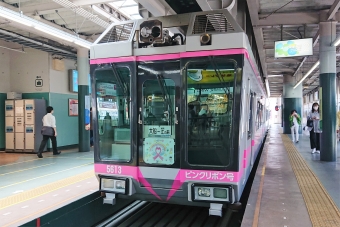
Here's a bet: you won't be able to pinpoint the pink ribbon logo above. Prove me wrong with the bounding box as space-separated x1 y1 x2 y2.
153 147 163 161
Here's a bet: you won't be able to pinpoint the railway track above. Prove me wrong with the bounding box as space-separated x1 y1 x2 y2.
96 201 237 227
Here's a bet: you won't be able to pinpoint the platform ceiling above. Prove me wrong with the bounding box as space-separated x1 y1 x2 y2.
0 0 339 97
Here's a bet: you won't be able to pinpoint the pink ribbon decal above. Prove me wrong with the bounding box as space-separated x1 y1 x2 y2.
153 147 163 161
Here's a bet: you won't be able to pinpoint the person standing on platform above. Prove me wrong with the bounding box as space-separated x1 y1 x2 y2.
289 109 301 143
308 103 321 154
37 106 60 158
90 107 94 147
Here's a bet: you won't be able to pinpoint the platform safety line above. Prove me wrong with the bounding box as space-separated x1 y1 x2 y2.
0 170 95 210
0 163 55 176
0 162 93 190
1 187 93 227
0 158 41 167
252 141 269 227
281 134 340 227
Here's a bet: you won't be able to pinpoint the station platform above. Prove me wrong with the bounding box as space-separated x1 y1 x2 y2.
242 124 340 227
0 149 96 227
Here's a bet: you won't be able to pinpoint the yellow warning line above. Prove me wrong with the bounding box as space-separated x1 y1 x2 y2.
0 170 95 210
281 134 340 227
252 142 268 227
0 163 55 176
0 162 93 190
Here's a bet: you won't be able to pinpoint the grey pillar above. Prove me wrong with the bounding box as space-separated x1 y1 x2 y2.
319 21 337 161
283 75 303 134
77 47 90 152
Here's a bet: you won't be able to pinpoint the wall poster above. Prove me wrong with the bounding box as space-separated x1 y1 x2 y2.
68 99 78 116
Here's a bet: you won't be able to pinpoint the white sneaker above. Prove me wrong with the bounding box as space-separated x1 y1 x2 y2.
312 148 316 154
316 150 320 154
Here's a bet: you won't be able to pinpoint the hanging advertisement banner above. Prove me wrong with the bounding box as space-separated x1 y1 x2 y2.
275 38 313 58
187 69 234 84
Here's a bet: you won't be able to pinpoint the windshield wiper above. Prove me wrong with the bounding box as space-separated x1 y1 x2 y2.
156 74 173 123
208 56 233 95
111 63 129 97
111 63 130 120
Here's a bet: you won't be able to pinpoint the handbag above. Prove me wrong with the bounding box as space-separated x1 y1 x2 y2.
307 119 313 127
41 126 55 136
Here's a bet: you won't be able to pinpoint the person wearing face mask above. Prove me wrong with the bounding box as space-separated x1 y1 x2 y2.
308 103 321 154
289 109 301 143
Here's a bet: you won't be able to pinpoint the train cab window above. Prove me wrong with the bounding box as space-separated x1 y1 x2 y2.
141 79 176 165
95 66 131 162
185 58 236 166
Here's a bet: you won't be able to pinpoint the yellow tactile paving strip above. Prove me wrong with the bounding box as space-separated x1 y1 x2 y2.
281 134 340 227
0 170 95 210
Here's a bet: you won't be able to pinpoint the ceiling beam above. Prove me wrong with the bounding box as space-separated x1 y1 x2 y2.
327 0 340 20
266 58 301 63
268 68 296 73
257 12 320 26
246 0 267 77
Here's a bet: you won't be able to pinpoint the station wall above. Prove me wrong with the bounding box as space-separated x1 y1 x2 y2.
0 41 11 149
0 44 80 150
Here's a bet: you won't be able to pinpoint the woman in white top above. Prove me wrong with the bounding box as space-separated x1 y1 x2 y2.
37 106 60 158
308 103 321 154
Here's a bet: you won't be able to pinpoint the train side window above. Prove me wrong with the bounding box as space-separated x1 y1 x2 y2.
95 66 131 162
248 92 254 138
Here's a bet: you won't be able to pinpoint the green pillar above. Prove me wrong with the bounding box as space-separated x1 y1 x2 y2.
77 47 90 152
283 75 302 134
319 21 337 161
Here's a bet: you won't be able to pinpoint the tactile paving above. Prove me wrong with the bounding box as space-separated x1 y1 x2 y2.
281 134 340 227
0 170 94 210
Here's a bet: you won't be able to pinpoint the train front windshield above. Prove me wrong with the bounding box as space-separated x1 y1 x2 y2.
94 57 237 168
95 66 132 162
185 59 235 166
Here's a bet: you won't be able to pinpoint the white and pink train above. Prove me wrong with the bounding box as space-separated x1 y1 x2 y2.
90 9 269 216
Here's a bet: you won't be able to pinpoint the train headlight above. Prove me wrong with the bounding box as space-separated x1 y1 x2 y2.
213 188 228 199
115 180 126 189
198 187 211 197
102 179 115 189
191 184 233 202
99 175 129 195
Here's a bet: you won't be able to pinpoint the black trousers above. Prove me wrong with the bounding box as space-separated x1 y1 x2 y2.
38 135 58 154
309 129 320 150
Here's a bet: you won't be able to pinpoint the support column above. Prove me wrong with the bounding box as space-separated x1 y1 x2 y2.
283 75 303 134
77 47 90 152
319 21 337 161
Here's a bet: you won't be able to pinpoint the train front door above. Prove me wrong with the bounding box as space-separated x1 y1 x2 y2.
136 60 182 168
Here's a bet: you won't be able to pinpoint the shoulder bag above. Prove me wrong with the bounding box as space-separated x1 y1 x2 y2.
41 126 55 136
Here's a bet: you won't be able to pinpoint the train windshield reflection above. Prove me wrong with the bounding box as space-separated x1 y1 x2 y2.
186 58 236 166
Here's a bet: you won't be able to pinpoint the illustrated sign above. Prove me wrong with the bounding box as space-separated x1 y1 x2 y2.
97 83 117 96
143 138 174 165
275 38 313 58
187 69 234 84
146 125 171 137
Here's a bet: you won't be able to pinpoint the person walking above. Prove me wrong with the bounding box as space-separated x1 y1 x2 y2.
37 106 60 158
289 109 301 143
308 103 321 154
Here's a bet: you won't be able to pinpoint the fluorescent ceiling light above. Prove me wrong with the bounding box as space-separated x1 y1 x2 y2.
265 79 271 98
74 40 91 49
0 6 92 49
267 74 283 78
92 5 120 23
332 37 340 46
35 26 74 42
0 6 33 27
294 60 320 89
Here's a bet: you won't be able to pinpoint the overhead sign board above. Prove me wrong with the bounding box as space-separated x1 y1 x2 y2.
275 38 313 58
